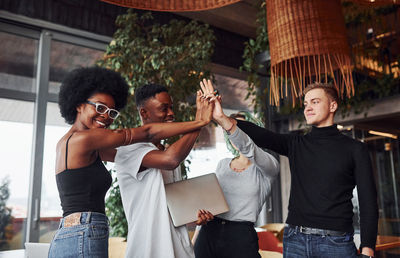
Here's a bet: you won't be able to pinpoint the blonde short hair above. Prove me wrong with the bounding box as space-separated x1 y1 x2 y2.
304 82 339 104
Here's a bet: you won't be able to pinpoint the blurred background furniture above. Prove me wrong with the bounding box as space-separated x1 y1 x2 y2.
376 235 400 251
259 250 283 258
257 231 283 253
109 237 127 258
260 223 285 242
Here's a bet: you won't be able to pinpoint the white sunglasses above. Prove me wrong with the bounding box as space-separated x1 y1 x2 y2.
86 101 120 119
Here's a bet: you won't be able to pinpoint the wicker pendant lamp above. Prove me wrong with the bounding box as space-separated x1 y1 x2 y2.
349 0 399 5
267 0 354 106
100 0 241 11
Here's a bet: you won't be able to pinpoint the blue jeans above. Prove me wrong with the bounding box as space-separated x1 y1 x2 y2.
48 212 109 258
283 226 358 258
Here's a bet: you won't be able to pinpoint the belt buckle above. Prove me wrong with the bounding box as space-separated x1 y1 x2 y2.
298 226 313 234
64 213 81 227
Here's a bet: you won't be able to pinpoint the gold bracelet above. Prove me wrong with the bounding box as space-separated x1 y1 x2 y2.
124 129 131 145
128 128 134 145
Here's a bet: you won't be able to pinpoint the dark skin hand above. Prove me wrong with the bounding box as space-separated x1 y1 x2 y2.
196 209 214 225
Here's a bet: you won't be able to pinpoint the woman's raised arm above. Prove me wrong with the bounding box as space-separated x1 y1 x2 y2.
75 119 210 153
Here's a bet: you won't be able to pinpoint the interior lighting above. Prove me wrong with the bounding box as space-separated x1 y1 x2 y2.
368 130 398 139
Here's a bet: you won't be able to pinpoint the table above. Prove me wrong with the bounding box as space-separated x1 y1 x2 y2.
376 235 400 251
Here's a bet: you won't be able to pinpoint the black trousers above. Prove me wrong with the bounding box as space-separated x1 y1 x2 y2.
194 217 260 258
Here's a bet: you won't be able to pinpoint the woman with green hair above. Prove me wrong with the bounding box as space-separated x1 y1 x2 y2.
193 80 280 258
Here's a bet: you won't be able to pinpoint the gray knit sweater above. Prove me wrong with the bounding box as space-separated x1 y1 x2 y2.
216 127 280 223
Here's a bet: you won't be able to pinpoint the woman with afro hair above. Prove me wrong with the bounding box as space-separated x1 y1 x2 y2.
48 67 213 258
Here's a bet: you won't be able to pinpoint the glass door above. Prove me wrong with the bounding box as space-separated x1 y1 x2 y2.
352 126 400 257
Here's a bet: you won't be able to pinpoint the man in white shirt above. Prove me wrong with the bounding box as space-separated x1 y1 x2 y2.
115 84 213 258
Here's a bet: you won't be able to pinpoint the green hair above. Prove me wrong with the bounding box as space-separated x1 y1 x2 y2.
223 111 264 157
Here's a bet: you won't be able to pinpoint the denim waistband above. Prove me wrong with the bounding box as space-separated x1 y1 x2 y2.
211 217 254 227
286 224 350 236
59 212 108 228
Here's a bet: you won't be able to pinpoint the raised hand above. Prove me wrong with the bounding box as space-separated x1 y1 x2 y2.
195 90 202 121
199 79 225 122
199 78 236 132
195 90 213 124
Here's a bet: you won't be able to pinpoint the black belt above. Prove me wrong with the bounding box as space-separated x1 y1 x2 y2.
211 217 254 227
287 224 348 236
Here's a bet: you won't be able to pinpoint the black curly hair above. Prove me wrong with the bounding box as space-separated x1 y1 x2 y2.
135 84 168 108
58 67 129 124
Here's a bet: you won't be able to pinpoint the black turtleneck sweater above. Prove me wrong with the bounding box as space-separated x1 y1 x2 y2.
237 120 378 250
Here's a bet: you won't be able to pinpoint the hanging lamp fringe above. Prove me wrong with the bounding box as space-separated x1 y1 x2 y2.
267 0 355 106
269 53 354 106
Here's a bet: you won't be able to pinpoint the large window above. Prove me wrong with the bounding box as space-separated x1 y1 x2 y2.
0 29 39 250
0 31 38 93
0 19 108 250
48 40 104 94
0 99 34 250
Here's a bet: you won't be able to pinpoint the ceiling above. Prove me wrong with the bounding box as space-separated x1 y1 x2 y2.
174 0 259 38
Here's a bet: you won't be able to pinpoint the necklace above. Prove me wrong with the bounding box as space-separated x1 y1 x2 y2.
232 167 246 172
230 157 250 173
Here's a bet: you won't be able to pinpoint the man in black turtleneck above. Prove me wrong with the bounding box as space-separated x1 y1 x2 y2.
208 82 378 258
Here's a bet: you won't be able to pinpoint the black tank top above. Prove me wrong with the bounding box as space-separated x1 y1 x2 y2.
56 134 112 217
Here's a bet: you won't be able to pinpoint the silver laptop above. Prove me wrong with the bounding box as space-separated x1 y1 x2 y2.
165 173 229 227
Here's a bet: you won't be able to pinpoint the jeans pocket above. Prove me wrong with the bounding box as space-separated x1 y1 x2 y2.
89 224 109 239
319 235 358 258
49 229 84 258
325 234 354 245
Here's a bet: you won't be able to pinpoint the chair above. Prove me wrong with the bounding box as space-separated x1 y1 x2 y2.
108 237 127 258
259 250 283 258
257 231 283 253
260 223 285 242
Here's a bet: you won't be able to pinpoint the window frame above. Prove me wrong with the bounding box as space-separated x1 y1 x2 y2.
0 14 110 244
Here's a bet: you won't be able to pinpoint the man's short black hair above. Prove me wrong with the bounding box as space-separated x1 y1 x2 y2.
135 84 168 107
58 66 129 124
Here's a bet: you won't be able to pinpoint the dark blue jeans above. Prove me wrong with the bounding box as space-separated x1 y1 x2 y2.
194 217 260 258
283 226 358 258
48 212 109 258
